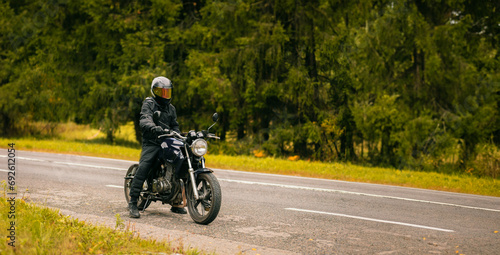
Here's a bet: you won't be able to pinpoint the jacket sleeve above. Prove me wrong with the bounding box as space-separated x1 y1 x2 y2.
139 98 157 133
169 105 181 133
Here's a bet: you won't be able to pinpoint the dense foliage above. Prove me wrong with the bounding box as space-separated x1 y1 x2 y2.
1 0 499 176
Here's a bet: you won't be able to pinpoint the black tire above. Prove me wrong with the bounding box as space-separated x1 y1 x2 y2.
186 173 222 225
124 164 151 210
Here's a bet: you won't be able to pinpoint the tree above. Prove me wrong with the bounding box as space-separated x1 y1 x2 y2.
1 0 498 176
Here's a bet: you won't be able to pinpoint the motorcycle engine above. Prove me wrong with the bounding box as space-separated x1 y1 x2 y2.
153 177 171 193
152 163 174 194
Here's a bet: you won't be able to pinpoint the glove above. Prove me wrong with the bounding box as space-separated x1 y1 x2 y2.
151 126 168 135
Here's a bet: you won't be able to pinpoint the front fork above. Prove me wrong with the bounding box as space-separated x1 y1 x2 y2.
184 144 200 200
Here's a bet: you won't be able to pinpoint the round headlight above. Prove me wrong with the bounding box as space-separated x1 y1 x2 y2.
191 139 208 157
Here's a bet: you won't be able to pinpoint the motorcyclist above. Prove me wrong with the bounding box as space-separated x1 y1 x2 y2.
128 76 187 218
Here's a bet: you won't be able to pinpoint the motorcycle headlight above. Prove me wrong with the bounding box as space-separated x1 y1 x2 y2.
191 139 208 157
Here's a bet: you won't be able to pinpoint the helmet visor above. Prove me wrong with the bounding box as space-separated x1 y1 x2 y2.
153 87 172 99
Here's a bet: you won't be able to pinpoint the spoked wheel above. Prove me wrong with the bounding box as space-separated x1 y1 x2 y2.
124 164 151 210
187 173 222 225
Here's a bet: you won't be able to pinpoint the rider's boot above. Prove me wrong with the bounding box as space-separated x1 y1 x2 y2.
129 201 140 218
171 206 187 214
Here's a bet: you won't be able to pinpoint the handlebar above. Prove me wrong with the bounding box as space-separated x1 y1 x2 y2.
158 130 186 140
158 130 220 140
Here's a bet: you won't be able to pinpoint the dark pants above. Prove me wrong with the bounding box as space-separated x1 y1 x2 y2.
129 143 161 203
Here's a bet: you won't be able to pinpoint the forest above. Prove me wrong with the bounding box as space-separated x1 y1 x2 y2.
0 0 499 177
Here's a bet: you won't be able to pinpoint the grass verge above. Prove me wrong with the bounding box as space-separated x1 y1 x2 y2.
0 185 204 254
0 137 499 197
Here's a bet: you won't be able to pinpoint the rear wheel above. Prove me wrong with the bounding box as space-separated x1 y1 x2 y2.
187 173 222 225
124 164 151 210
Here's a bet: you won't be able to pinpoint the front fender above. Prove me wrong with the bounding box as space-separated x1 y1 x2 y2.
194 168 213 179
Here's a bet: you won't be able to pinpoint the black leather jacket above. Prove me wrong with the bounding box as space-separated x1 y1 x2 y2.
140 97 180 145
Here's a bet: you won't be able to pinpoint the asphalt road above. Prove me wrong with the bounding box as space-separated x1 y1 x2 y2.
1 150 500 254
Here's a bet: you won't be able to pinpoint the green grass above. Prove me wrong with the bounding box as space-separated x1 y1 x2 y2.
1 121 499 197
0 185 204 254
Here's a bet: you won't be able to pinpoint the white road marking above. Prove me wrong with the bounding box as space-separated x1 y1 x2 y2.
285 208 455 233
0 154 136 164
0 155 45 162
219 178 500 213
106 185 123 189
0 155 128 171
71 155 136 164
214 168 497 200
18 156 45 162
215 168 367 185
0 169 10 172
53 161 126 171
3 153 499 213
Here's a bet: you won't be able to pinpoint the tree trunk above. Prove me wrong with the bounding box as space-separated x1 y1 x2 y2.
413 47 424 101
380 126 393 165
340 107 356 161
107 128 114 143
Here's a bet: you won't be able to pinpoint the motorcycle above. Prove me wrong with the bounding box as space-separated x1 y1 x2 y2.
124 112 222 225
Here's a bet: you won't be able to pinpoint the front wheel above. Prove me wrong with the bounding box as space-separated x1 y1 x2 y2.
186 173 222 225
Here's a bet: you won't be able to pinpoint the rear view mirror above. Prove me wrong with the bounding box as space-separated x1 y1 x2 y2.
207 113 219 132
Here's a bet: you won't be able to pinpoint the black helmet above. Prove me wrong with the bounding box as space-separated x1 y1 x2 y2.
151 76 173 106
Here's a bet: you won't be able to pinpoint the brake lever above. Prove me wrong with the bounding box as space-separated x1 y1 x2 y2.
207 133 220 139
172 131 187 139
